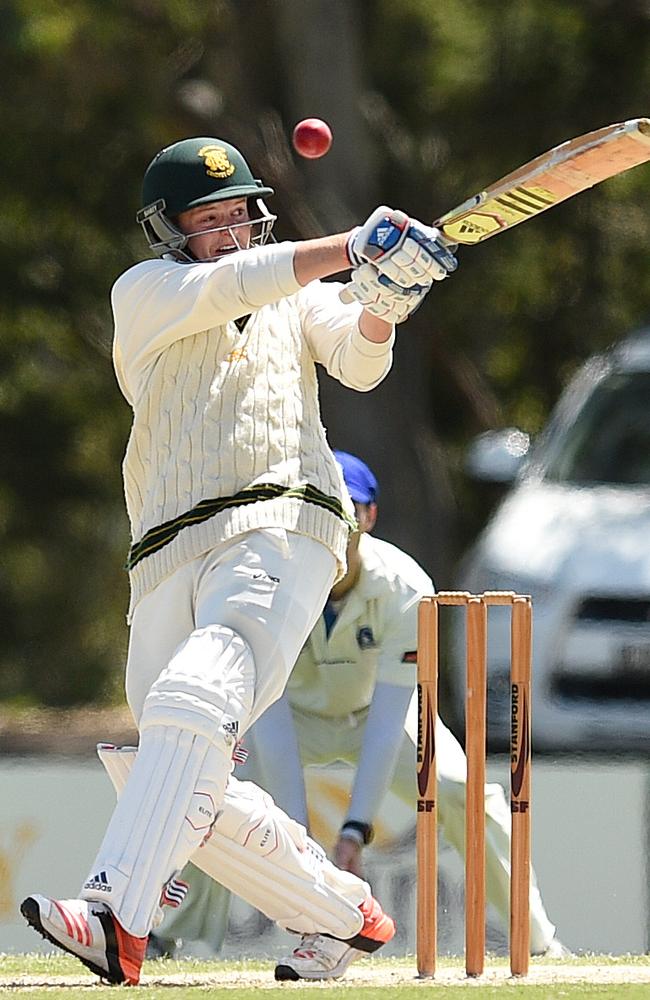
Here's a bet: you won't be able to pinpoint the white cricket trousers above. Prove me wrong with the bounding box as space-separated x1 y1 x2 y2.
125 528 337 730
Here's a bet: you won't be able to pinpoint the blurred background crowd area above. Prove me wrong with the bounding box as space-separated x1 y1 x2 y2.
2 0 650 716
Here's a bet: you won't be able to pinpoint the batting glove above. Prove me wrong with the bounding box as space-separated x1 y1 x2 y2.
347 206 458 287
343 262 430 324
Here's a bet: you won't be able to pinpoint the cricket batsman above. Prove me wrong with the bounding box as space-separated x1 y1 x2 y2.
20 135 457 983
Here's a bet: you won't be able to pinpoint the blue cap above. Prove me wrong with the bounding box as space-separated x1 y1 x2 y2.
334 450 378 504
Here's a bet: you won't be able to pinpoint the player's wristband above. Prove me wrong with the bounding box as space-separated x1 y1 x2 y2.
340 821 374 846
345 227 362 267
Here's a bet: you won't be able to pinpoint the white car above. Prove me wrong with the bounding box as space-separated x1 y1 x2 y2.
452 327 650 752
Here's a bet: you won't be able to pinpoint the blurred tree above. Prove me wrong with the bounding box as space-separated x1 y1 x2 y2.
0 0 226 704
1 0 650 705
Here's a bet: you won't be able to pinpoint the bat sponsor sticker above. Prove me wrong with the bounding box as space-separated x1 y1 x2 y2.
441 186 557 244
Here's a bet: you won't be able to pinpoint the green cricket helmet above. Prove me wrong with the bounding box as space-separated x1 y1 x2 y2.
136 137 276 261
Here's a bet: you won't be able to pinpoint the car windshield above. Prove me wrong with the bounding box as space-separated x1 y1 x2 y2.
544 370 650 485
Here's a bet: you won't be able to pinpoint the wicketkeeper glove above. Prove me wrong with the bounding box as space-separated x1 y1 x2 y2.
342 262 430 324
347 206 458 287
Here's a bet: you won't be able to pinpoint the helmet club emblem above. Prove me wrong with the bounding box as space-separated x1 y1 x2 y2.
198 144 236 179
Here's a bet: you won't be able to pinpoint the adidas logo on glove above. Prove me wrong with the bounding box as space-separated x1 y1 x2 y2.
375 224 394 247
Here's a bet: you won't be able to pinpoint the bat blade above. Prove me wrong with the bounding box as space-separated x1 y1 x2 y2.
436 118 650 245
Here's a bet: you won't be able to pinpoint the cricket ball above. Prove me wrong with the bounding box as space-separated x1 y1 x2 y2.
292 118 333 159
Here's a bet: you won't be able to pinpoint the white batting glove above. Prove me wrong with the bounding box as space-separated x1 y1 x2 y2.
343 262 430 324
347 206 458 287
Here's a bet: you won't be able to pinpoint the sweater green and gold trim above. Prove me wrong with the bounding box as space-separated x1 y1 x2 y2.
127 483 357 571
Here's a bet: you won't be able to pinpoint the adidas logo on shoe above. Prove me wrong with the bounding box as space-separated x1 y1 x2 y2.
83 871 112 893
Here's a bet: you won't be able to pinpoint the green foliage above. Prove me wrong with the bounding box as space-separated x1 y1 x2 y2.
2 1 650 704
368 1 650 436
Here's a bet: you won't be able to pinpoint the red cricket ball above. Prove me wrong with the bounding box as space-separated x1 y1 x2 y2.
292 118 333 159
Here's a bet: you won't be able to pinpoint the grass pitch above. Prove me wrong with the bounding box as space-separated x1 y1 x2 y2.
1 953 650 998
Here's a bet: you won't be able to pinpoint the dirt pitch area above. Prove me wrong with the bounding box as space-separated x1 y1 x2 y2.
3 962 650 989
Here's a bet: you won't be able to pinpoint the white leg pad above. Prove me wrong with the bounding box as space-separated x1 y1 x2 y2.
140 625 256 742
84 726 230 937
83 626 256 938
98 746 366 940
202 776 367 937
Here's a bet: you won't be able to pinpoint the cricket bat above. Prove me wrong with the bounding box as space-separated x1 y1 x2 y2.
435 117 650 245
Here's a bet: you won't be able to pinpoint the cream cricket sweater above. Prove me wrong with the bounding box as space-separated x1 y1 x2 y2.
111 243 394 617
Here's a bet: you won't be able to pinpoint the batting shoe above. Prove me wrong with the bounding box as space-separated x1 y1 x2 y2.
274 895 395 981
20 895 147 985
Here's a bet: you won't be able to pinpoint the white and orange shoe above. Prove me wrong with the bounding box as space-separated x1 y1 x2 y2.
21 895 147 985
274 896 396 981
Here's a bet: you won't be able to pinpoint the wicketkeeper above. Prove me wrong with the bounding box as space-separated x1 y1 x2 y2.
21 136 457 984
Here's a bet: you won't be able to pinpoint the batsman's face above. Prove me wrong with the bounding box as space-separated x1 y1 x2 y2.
177 198 252 261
